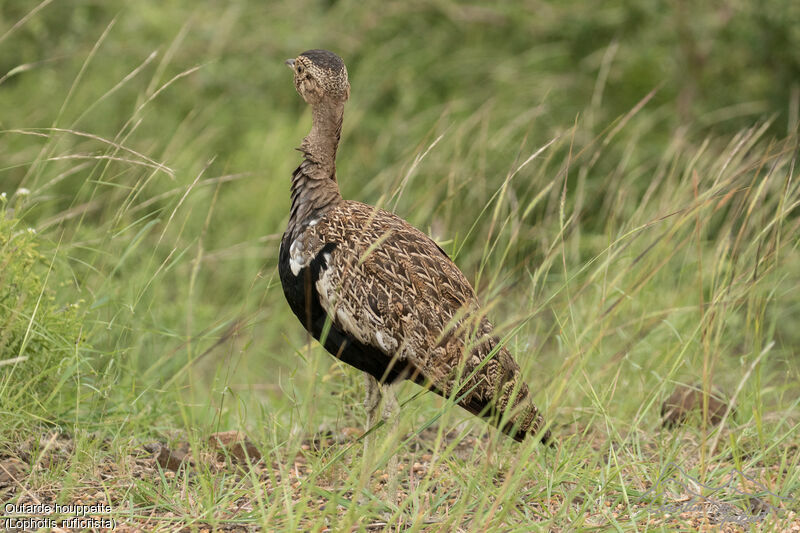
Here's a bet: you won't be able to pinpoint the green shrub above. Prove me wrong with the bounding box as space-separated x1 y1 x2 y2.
0 192 86 424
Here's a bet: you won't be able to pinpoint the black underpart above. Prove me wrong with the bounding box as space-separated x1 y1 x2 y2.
279 236 413 384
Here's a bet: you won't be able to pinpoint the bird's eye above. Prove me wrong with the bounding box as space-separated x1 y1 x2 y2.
296 65 304 75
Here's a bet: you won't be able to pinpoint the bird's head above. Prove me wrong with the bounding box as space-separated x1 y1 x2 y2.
286 49 350 107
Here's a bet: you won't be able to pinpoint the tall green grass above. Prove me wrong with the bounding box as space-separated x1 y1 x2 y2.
1 0 798 530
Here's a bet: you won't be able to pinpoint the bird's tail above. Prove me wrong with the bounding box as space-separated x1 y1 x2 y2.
448 340 553 445
460 378 552 445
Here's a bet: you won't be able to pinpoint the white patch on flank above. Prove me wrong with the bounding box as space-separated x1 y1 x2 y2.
336 306 364 341
289 238 307 276
316 268 370 345
375 331 398 353
316 264 335 309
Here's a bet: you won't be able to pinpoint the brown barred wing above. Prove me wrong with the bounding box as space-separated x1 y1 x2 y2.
312 201 550 442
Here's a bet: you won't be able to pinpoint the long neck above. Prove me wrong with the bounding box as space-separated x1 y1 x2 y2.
301 103 344 176
289 101 345 230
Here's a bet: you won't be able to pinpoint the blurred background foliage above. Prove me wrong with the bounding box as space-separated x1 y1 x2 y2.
1 0 798 247
3 0 799 196
0 0 798 429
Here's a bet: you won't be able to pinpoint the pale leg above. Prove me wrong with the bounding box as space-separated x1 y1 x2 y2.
363 373 382 461
381 382 400 503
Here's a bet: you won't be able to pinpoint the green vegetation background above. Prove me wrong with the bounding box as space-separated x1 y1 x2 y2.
2 0 799 434
0 3 799 526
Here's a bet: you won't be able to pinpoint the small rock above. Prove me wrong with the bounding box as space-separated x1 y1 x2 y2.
209 431 261 464
748 496 771 516
340 427 362 439
142 442 161 454
0 458 26 485
155 444 192 471
661 383 730 428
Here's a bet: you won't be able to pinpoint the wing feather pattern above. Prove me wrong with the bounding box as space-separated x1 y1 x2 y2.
292 200 548 442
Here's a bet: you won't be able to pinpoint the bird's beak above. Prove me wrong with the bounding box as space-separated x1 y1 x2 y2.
285 58 295 69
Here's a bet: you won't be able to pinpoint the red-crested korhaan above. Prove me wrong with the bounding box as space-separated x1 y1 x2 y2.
279 50 552 456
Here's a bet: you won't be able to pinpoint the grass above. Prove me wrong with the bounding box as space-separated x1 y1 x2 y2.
1 0 799 530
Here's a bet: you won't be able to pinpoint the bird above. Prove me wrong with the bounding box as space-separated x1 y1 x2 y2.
278 49 551 482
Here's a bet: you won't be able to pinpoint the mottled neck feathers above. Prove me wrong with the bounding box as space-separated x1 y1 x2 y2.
300 103 345 176
288 101 345 233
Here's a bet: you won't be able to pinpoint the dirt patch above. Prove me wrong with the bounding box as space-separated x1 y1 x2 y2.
0 427 796 531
